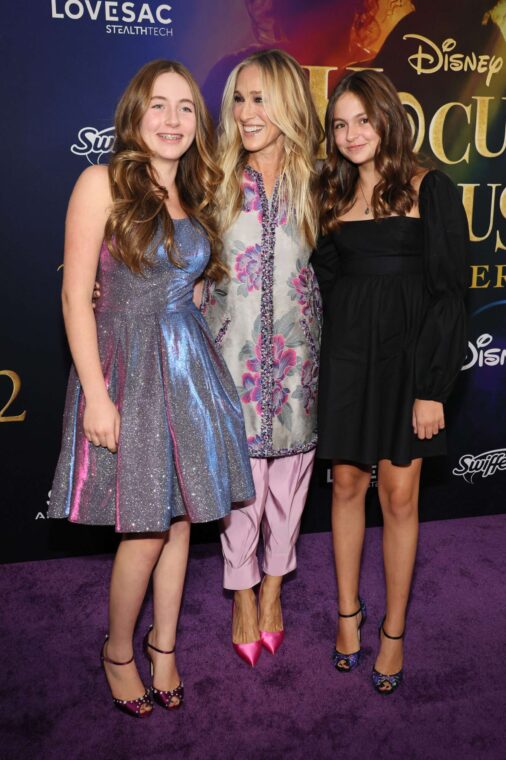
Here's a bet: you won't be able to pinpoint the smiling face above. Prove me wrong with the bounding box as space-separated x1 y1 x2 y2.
232 64 284 158
332 91 381 168
139 71 197 167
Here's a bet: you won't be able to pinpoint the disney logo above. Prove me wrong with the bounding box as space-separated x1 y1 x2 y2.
404 34 503 87
453 449 506 483
71 126 115 164
461 333 506 370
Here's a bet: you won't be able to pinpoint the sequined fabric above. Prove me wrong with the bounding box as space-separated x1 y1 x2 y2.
371 668 403 693
332 648 362 672
49 219 255 532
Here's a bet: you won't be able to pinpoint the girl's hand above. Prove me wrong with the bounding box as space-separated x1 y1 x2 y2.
92 281 101 308
412 399 445 440
83 395 120 452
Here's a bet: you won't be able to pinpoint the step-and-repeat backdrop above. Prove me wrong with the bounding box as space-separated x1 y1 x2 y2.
1 1 505 561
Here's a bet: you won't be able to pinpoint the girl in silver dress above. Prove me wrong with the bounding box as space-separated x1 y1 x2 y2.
49 60 254 715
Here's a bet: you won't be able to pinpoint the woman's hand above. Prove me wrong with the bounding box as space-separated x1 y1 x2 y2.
83 395 120 452
412 399 444 440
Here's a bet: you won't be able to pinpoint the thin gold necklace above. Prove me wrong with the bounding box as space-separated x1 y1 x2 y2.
358 183 371 215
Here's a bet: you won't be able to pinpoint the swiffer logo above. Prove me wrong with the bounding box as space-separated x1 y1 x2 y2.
50 1 174 37
71 126 115 164
452 449 506 483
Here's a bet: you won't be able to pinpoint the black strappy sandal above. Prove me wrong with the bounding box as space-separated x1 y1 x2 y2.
371 616 404 695
332 597 367 672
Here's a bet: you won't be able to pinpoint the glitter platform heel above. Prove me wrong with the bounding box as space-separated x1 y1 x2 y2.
332 596 367 672
371 617 404 695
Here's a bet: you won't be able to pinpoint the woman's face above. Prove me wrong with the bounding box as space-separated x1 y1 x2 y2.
232 64 284 157
332 91 380 168
139 72 197 165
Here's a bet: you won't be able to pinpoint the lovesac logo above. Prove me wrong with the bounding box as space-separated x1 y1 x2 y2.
462 334 506 370
452 449 506 483
50 1 174 37
71 126 115 164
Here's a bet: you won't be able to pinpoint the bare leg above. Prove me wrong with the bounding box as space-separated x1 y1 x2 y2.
332 463 371 658
233 588 260 644
148 517 191 704
375 458 421 686
224 459 268 645
259 451 315 633
258 574 283 632
103 533 166 711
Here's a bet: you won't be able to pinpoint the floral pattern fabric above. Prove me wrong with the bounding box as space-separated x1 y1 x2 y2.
202 166 322 458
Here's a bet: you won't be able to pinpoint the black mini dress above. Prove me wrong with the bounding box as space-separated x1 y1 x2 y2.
312 170 468 466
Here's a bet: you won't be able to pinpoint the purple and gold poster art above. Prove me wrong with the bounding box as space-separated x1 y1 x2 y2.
1 1 505 561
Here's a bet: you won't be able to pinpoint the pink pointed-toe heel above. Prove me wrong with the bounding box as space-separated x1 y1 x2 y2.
233 639 263 667
258 578 285 655
231 601 262 667
260 628 285 655
100 635 153 718
143 625 184 710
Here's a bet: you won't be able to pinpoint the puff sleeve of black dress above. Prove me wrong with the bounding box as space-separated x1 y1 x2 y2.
415 169 469 403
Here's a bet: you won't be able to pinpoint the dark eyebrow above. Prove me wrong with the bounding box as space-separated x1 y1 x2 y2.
233 89 262 95
333 111 368 124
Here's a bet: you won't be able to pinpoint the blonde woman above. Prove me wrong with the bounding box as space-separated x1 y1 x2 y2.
49 60 254 715
202 49 323 666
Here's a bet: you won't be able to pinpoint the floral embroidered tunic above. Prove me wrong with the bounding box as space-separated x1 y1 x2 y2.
202 166 322 458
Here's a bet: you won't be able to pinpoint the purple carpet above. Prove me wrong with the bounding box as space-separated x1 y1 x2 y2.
2 515 506 759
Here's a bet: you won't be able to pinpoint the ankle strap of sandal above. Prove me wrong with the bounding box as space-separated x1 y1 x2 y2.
381 619 404 640
146 640 176 655
338 605 362 619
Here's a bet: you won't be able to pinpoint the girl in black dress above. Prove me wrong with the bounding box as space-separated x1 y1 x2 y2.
312 70 468 694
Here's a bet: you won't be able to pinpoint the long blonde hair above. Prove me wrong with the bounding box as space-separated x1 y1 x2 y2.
217 49 323 249
105 59 226 281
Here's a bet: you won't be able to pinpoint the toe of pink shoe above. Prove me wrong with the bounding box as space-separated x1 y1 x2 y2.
260 629 285 655
233 640 262 667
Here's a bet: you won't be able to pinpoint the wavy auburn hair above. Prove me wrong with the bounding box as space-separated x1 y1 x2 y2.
319 70 424 234
217 49 324 249
104 59 226 280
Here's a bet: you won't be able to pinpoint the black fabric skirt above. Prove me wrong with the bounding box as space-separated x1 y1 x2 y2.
316 225 447 465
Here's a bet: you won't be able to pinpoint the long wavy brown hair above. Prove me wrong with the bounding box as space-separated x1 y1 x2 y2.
104 59 226 280
319 70 424 234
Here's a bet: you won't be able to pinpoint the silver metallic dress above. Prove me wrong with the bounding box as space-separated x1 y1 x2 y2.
49 219 255 532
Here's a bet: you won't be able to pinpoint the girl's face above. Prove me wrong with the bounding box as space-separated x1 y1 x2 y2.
139 72 197 165
232 64 284 157
332 92 380 168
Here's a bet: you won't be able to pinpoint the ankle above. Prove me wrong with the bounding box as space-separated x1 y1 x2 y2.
338 596 360 617
149 626 176 650
261 574 283 593
105 638 134 663
234 588 256 605
382 616 405 639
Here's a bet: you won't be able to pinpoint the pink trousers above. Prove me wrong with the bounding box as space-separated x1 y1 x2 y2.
220 451 315 590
